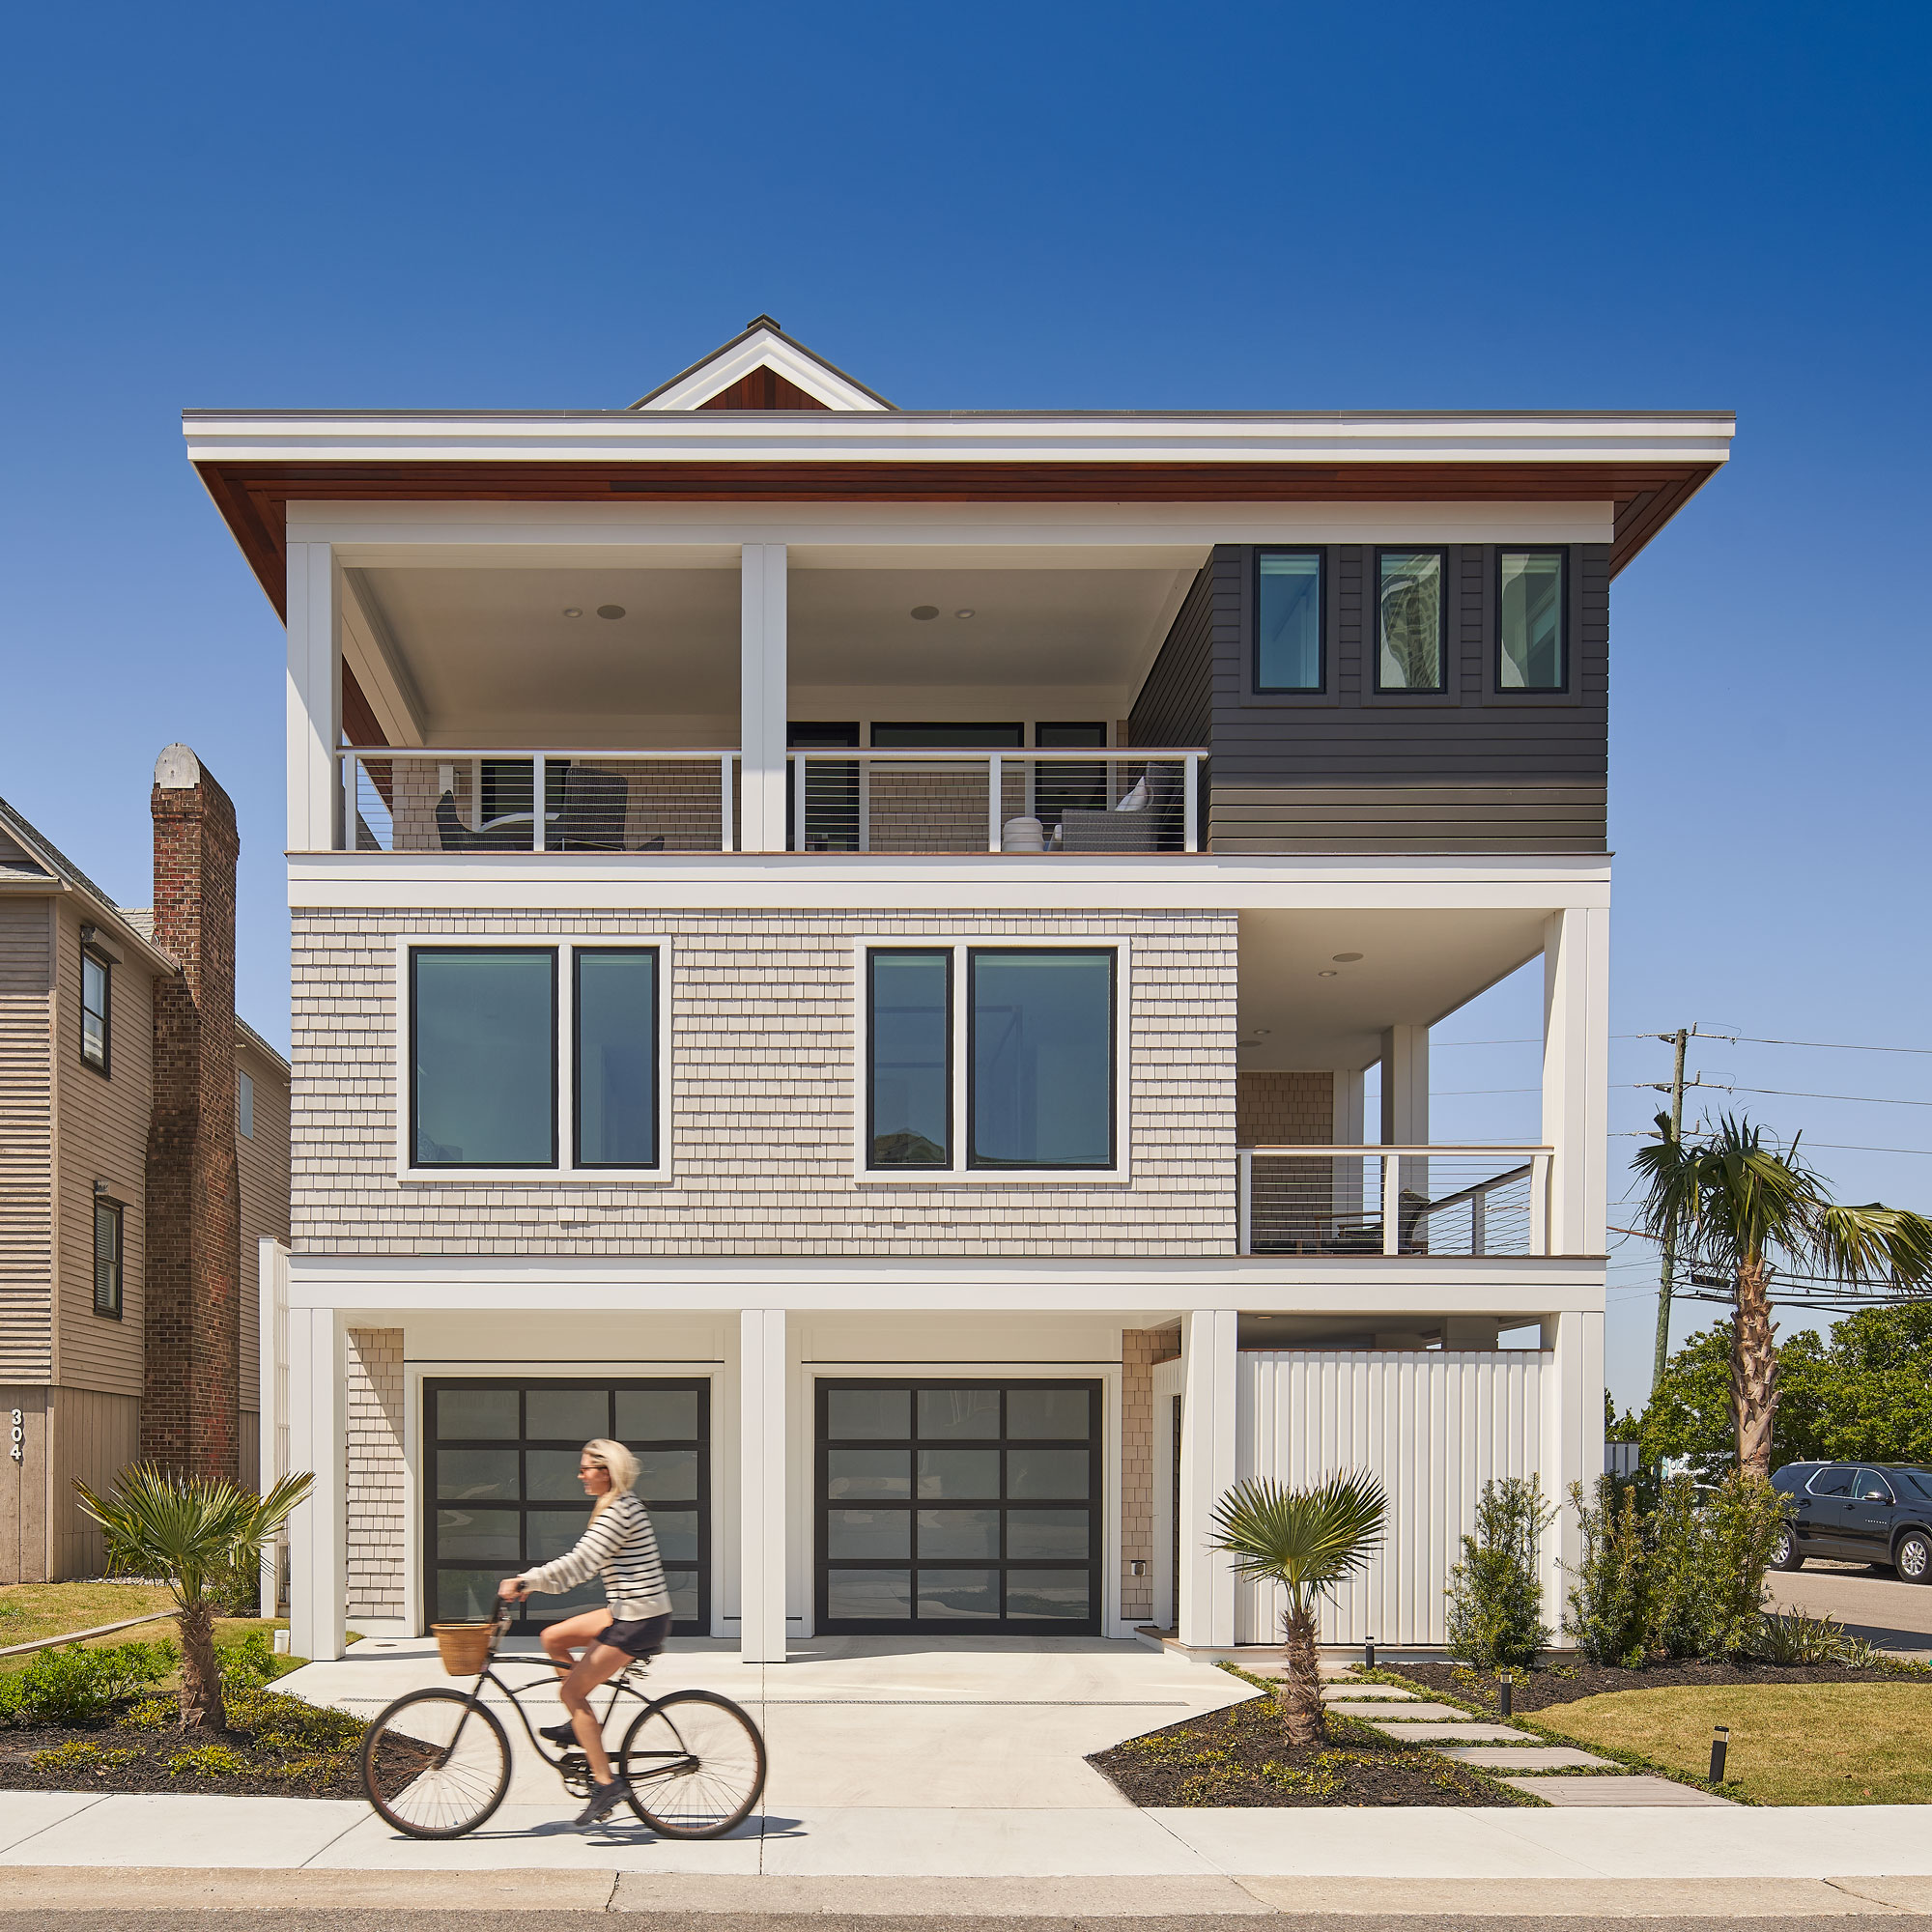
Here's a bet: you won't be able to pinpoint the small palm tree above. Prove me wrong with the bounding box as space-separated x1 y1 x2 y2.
74 1465 313 1730
1209 1471 1386 1747
1634 1114 1932 1476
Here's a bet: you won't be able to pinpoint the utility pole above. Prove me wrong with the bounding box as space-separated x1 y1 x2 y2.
1652 1028 1690 1390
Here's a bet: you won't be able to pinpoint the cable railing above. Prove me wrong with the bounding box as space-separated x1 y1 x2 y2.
1237 1146 1552 1257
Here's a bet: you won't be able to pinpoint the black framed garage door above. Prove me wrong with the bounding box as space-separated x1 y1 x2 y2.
815 1378 1101 1634
426 1378 708 1636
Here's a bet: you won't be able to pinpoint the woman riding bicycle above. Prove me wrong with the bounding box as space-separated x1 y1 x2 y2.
498 1437 669 1825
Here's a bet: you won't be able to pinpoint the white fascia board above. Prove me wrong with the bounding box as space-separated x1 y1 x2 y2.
184 410 1735 469
635 334 891 412
286 849 1611 915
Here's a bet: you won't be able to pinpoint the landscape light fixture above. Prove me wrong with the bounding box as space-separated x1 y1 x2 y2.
1497 1671 1513 1718
1709 1725 1729 1782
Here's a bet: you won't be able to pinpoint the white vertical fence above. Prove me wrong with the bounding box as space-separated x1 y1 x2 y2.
258 1238 290 1614
1234 1350 1549 1647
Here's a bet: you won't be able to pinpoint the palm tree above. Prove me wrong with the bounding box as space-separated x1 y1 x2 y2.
1634 1114 1932 1476
1209 1471 1386 1747
74 1465 313 1730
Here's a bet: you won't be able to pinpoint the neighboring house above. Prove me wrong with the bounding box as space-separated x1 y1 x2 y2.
0 751 290 1580
187 318 1732 1657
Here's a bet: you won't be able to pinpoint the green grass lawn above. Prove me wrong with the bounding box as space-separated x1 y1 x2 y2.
0 1583 300 1679
1540 1682 1932 1805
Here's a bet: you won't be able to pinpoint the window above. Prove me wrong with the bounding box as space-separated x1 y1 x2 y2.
1033 723 1109 817
969 950 1115 1169
1857 1469 1895 1503
869 724 1024 749
1255 551 1323 692
1497 550 1567 691
868 951 952 1168
238 1070 255 1140
412 949 558 1168
1376 550 1446 692
1893 1468 1932 1501
574 950 658 1168
479 758 568 831
80 949 110 1073
93 1199 122 1319
1807 1465 1858 1497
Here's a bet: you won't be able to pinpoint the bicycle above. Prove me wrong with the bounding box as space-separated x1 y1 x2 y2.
358 1605 766 1840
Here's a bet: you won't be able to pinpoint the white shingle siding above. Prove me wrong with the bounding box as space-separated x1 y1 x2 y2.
344 1326 406 1618
291 909 1236 1256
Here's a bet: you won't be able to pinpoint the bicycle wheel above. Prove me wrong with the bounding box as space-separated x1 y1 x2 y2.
360 1687 512 1838
619 1690 766 1838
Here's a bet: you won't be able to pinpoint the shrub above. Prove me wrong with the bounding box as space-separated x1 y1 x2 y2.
230 1689 363 1753
1644 1475 1706 1659
117 1696 177 1732
219 1629 299 1691
1445 1474 1554 1669
0 1639 177 1725
1565 1476 1650 1665
167 1744 246 1777
1690 1471 1789 1658
31 1741 104 1773
1751 1609 1860 1665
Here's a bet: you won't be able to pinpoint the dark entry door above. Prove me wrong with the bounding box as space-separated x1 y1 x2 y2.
816 1378 1102 1634
426 1378 709 1636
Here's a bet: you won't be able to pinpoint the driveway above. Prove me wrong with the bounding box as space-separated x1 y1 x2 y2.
1765 1560 1932 1660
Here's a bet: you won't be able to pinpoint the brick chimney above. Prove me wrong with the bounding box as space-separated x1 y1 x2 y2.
142 745 242 1482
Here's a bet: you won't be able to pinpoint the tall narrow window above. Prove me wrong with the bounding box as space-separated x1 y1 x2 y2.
574 949 658 1167
1255 551 1323 692
868 951 952 1168
1376 550 1446 692
94 1199 123 1319
238 1069 255 1140
80 949 110 1072
411 949 557 1167
968 951 1115 1169
1497 550 1567 690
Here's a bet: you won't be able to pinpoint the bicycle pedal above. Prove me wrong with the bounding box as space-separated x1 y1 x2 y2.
558 1752 593 1798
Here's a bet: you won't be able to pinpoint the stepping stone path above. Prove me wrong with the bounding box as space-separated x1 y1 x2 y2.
1440 1747 1614 1771
1498 1774 1734 1806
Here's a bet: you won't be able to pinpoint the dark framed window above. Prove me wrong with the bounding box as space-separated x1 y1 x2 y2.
93 1198 123 1319
967 949 1116 1169
867 951 952 1168
816 1378 1102 1634
1255 550 1324 692
80 948 110 1074
1033 722 1109 816
573 949 659 1168
426 1378 709 1636
869 724 1024 749
1496 550 1567 691
1375 549 1447 693
411 948 557 1168
238 1070 255 1140
479 757 569 831
788 723 862 852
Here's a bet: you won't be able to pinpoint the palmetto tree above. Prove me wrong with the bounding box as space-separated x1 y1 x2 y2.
74 1465 313 1730
1634 1114 1932 1476
1209 1472 1386 1747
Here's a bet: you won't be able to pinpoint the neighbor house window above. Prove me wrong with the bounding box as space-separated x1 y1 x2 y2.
1496 550 1567 690
969 951 1115 1169
80 948 110 1072
867 951 952 1168
94 1199 123 1319
574 949 659 1168
412 949 558 1167
238 1069 255 1140
1376 550 1446 692
1255 551 1323 692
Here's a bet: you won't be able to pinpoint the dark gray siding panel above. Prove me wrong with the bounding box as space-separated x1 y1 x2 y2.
1127 561 1217 750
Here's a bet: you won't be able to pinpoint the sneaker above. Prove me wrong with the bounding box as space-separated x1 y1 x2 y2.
538 1719 578 1747
575 1777 632 1827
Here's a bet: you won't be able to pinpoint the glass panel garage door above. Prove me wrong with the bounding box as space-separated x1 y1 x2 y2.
816 1379 1101 1634
427 1378 708 1636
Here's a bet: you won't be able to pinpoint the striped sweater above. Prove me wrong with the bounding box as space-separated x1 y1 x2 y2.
517 1491 670 1620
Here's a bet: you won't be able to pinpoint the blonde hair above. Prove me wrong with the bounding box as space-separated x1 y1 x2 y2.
582 1438 639 1521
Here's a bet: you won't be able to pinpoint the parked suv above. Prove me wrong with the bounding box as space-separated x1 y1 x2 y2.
1770 1462 1932 1581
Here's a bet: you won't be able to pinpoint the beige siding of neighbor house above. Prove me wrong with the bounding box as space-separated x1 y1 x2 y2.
49 1384 141 1578
0 897 55 1383
237 1029 291 1493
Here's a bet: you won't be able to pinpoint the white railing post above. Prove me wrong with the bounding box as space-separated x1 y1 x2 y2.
721 753 735 853
339 754 353 852
1183 753 1199 853
1470 1184 1487 1258
531 753 546 852
1237 1148 1253 1256
791 752 807 852
1530 1151 1551 1255
987 753 1003 852
1381 1151 1402 1256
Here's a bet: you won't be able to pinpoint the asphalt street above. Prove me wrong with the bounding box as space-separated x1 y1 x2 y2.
1766 1560 1932 1659
5 1918 1932 1932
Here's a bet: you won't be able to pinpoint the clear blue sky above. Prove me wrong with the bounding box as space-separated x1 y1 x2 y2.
4 2 1927 1409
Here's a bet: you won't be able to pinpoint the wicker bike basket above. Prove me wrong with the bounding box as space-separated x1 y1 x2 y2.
432 1622 497 1676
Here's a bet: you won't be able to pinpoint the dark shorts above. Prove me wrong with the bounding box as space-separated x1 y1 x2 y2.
598 1613 671 1660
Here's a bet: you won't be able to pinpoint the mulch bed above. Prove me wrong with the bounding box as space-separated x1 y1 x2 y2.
1392 1658 1910 1716
1087 1685 1519 1807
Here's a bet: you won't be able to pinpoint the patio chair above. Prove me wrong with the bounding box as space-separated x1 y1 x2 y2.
1055 764 1178 853
435 791 527 853
557 765 629 851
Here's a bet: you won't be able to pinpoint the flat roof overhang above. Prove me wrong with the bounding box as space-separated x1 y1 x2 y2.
183 408 1734 617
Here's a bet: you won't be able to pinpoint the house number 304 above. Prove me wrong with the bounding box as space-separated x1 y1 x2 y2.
9 1410 21 1463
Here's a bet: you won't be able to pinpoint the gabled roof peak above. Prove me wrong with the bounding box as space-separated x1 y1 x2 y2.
630 316 895 413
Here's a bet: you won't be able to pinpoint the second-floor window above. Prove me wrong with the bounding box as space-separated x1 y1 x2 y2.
1255 551 1323 692
94 1198 123 1318
1376 549 1447 692
1497 550 1567 690
410 945 659 1172
238 1069 255 1140
80 947 110 1073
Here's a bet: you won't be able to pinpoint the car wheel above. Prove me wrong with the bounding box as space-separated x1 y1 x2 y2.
1896 1529 1932 1584
1768 1525 1804 1572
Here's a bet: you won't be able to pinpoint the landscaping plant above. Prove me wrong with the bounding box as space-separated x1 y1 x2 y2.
1445 1474 1553 1670
1208 1471 1386 1747
0 1639 176 1725
73 1466 312 1731
1690 1469 1791 1658
1565 1475 1649 1666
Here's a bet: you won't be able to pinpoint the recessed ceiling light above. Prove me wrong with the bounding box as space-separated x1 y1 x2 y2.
1318 969 1339 978
911 605 939 620
954 608 976 619
596 605 626 620
1249 1027 1270 1037
562 608 582 618
1331 952 1364 963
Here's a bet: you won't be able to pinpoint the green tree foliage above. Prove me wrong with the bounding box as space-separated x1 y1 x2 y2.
1445 1475 1554 1670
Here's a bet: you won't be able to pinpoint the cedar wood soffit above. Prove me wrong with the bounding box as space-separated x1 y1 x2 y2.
182 409 1735 618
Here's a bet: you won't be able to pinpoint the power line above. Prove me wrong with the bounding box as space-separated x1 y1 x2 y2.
1696 1033 1932 1058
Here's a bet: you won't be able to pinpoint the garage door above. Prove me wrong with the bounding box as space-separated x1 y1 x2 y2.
815 1378 1101 1634
426 1378 708 1635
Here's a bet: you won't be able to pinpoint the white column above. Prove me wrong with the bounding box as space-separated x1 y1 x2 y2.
738 1310 787 1663
739 544 788 852
1378 1026 1429 1144
257 1239 289 1613
285 1307 345 1662
1177 1309 1238 1651
1540 1310 1605 1633
1541 906 1610 1257
1331 1066 1367 1227
284 543 340 853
